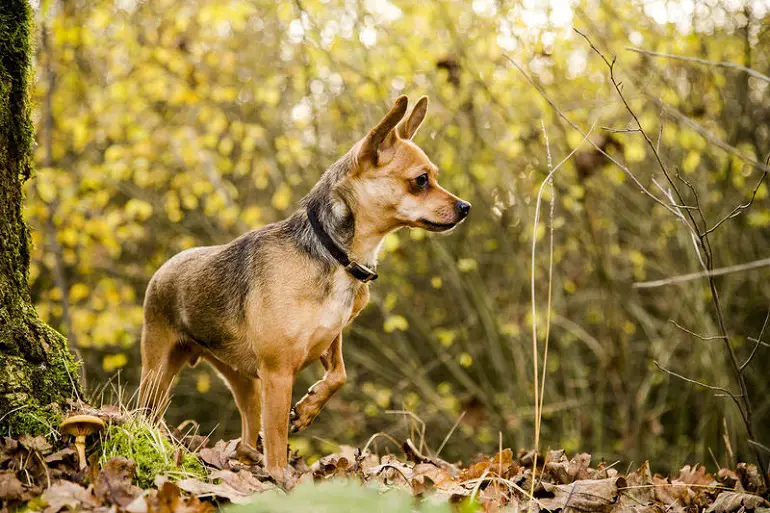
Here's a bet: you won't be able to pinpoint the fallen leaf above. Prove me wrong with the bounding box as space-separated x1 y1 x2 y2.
675 464 714 486
199 439 239 470
538 476 627 512
94 457 142 507
546 451 591 484
19 435 52 455
41 480 99 513
736 463 763 493
0 470 24 502
176 469 276 503
705 492 769 513
146 481 214 513
45 448 77 465
717 468 742 490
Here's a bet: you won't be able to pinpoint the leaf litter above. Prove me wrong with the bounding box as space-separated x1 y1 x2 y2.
1 408 768 512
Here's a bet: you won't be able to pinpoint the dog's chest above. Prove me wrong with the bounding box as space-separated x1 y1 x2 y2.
307 271 357 351
318 273 356 331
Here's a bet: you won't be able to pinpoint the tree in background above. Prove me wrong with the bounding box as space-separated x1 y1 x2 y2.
0 0 80 435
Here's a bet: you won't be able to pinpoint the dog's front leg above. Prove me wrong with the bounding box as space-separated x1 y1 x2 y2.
290 333 346 432
261 366 295 480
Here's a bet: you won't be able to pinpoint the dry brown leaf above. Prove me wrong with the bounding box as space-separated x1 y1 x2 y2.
675 464 714 486
199 439 239 470
146 481 214 513
176 469 276 504
617 460 655 508
18 435 53 455
409 462 459 495
41 480 100 513
94 457 142 507
717 468 742 490
652 474 694 506
539 476 627 512
736 463 763 493
0 470 25 502
705 492 769 513
44 448 77 465
546 452 591 484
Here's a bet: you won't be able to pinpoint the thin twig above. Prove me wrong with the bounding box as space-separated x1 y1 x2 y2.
702 162 769 236
435 411 466 459
625 46 770 84
502 54 682 218
633 256 770 288
669 320 726 341
740 304 770 372
654 361 744 418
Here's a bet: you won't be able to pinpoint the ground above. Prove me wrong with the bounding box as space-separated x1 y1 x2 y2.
0 406 768 512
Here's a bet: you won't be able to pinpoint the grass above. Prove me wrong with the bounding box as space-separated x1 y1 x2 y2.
99 413 207 488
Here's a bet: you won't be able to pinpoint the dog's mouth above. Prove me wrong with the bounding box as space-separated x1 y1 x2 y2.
417 219 459 232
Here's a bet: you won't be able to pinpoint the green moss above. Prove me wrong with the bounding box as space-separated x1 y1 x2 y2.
100 417 206 488
0 0 81 438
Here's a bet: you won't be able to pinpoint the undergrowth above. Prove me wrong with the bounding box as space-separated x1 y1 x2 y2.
100 415 206 488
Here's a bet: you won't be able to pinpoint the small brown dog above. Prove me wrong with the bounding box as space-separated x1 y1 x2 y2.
139 95 470 479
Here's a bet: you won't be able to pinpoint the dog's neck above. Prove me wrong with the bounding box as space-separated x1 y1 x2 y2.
301 152 395 271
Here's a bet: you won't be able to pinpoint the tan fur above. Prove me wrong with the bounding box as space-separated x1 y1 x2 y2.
139 96 469 481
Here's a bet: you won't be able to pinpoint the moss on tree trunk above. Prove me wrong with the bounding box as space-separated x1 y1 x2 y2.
0 0 81 435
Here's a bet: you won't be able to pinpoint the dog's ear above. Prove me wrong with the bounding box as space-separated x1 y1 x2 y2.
396 96 428 140
357 95 408 167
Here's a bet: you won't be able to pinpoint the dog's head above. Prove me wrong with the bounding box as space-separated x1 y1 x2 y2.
348 96 471 233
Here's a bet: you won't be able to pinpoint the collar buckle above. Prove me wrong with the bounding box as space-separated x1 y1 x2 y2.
345 262 378 283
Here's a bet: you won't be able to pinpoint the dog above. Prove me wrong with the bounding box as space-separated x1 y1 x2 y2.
138 95 471 479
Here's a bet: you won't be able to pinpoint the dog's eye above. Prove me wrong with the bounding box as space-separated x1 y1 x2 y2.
414 173 429 189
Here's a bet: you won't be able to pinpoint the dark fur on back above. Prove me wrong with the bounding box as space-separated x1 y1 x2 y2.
280 150 357 267
144 149 361 353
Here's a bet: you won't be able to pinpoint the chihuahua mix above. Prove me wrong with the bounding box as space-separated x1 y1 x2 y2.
139 96 471 479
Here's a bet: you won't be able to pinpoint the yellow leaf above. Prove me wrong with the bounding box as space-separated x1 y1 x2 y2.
69 283 89 302
271 183 292 211
457 258 477 272
383 315 408 333
103 353 128 372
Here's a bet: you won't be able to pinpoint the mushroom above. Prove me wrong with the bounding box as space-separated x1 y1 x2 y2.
60 415 105 470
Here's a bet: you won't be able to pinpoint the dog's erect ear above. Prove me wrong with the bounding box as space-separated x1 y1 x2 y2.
357 95 408 166
396 96 428 140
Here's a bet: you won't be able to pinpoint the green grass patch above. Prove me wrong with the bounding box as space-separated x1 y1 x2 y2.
99 416 206 488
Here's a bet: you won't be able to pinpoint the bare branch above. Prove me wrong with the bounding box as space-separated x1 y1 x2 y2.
702 158 770 236
502 55 682 218
625 46 770 84
654 361 744 415
645 95 767 172
669 320 726 341
601 126 641 134
633 256 770 289
747 337 770 349
740 304 770 372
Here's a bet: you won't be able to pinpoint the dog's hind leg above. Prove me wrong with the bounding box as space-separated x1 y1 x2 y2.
204 356 262 449
138 321 188 420
290 333 346 433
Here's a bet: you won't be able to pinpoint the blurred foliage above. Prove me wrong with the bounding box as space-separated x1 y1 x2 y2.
226 480 454 513
25 0 770 471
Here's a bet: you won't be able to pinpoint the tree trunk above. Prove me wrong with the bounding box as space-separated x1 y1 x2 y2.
0 0 80 435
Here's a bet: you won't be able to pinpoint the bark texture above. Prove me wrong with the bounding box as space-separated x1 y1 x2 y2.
0 0 80 435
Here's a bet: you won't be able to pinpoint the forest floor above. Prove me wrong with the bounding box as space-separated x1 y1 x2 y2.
1 406 769 513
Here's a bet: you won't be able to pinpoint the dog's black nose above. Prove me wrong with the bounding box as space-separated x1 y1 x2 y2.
455 200 471 219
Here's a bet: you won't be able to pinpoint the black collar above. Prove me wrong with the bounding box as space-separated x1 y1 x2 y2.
307 204 378 283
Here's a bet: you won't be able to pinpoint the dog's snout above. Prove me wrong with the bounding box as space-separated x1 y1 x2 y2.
455 200 471 219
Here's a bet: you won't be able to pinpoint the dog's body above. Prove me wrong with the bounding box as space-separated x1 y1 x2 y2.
139 96 470 478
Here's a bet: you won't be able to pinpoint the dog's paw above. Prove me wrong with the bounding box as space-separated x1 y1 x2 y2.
289 404 317 433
